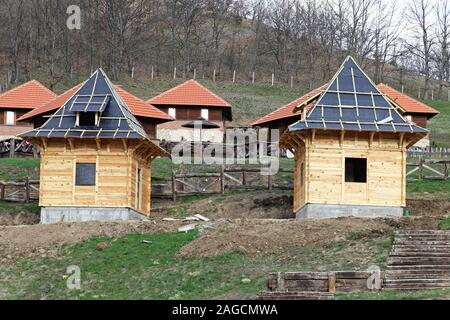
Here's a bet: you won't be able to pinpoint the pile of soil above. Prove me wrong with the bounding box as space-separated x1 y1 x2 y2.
0 212 40 226
406 199 450 217
154 191 294 220
177 216 443 258
0 219 184 261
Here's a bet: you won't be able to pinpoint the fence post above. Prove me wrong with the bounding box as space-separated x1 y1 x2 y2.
0 183 4 200
419 159 424 180
271 73 274 86
213 69 216 82
290 76 294 88
25 176 30 203
242 170 247 186
328 272 336 293
252 71 255 84
233 70 236 83
9 138 15 158
151 66 154 80
173 67 177 80
171 171 176 202
220 165 225 194
268 169 272 190
193 68 196 80
445 163 449 180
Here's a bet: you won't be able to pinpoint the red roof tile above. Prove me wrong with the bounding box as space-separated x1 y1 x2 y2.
147 79 231 108
378 83 439 116
0 80 56 110
252 85 325 126
18 83 173 122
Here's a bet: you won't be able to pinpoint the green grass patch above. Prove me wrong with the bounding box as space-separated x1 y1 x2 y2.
337 288 450 300
0 230 395 300
0 158 40 180
0 200 39 215
407 180 450 200
426 100 450 147
439 216 450 230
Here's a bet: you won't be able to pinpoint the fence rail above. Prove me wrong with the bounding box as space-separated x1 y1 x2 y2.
153 166 294 200
407 159 450 181
0 138 38 158
0 178 39 202
407 147 450 158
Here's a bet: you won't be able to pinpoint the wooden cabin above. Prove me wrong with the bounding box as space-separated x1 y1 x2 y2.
279 57 427 219
147 79 232 142
18 83 172 142
0 80 56 139
253 84 438 148
20 69 169 224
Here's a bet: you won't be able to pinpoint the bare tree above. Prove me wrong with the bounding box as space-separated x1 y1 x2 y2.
407 0 435 99
434 0 450 99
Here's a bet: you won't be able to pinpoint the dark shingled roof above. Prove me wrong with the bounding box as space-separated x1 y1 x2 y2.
21 69 149 140
288 56 427 134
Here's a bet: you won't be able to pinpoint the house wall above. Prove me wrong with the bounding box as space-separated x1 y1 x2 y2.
293 130 406 213
157 105 224 121
39 139 152 216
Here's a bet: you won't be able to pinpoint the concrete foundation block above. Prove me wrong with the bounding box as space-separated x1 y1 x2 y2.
40 207 148 224
296 203 404 220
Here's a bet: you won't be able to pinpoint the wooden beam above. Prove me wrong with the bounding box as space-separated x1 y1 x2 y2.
67 138 75 152
339 130 345 146
369 132 375 148
95 138 101 151
399 132 405 148
41 138 47 151
122 139 128 153
311 129 316 143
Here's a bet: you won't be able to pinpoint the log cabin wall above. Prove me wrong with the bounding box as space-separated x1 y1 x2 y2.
39 139 152 216
293 130 406 212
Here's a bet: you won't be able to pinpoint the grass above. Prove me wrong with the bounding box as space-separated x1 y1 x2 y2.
0 230 395 300
439 216 450 230
406 180 450 200
336 288 450 300
0 200 39 215
426 100 450 147
0 158 40 180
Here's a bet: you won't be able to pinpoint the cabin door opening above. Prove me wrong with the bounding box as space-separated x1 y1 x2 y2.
136 168 142 210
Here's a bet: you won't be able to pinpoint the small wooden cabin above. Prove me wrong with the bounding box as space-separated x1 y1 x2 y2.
147 79 232 142
280 57 427 219
20 69 169 224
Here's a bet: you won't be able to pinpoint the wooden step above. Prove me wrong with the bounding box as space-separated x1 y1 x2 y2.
389 252 450 257
258 291 335 300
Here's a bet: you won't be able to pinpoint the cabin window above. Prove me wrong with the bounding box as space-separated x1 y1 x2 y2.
5 111 15 125
75 163 96 186
168 108 176 119
77 112 96 126
345 158 367 183
201 108 209 120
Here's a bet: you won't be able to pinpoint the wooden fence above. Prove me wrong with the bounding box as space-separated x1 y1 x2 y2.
153 166 294 200
407 147 450 159
407 159 450 181
0 178 39 202
0 138 38 158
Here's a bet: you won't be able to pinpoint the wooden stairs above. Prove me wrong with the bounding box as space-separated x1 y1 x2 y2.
384 230 450 291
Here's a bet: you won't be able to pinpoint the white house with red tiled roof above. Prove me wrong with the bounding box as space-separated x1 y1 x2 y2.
147 79 232 142
0 80 56 139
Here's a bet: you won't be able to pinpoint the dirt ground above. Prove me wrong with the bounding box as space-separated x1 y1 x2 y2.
0 191 448 262
152 191 295 219
0 220 184 261
177 216 442 258
0 212 39 226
